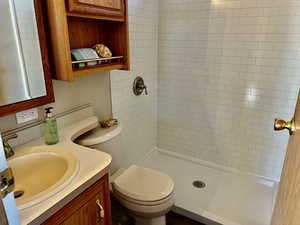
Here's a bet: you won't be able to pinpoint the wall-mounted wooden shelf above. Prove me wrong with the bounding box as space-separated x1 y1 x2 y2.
72 56 124 65
45 0 129 82
73 62 125 77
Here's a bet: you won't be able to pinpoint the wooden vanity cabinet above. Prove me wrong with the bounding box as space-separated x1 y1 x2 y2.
67 0 125 21
43 175 112 225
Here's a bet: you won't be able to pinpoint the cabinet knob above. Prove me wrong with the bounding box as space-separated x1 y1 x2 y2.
96 199 105 221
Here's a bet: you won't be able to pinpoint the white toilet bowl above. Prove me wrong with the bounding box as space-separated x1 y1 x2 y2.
76 122 175 225
112 165 175 225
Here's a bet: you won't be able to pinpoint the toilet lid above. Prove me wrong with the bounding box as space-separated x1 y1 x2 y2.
76 124 122 146
112 165 174 202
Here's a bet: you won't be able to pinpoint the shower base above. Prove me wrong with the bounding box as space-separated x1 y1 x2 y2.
136 149 277 225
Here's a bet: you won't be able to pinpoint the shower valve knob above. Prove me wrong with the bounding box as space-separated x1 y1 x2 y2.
133 76 148 96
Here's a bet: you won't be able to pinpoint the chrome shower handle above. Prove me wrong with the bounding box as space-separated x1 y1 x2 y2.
133 76 148 96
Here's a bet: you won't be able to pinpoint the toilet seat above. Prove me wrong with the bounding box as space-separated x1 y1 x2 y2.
112 165 174 204
113 187 175 206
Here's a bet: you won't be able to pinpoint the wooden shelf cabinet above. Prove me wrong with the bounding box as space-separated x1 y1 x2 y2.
43 175 112 225
45 0 129 81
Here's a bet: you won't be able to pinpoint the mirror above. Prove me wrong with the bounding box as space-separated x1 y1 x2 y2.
0 0 53 112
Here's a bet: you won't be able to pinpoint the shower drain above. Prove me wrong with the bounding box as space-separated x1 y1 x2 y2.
193 180 206 189
14 190 24 199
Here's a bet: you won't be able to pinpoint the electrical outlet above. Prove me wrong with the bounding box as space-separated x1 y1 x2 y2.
16 108 38 124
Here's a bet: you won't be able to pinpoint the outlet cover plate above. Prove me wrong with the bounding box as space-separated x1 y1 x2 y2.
16 108 38 124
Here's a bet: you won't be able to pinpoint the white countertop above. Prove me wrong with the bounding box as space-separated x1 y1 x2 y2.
15 116 112 225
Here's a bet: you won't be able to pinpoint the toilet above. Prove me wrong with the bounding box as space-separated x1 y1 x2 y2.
76 123 175 225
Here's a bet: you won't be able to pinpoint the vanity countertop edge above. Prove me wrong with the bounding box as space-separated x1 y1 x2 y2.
15 116 112 225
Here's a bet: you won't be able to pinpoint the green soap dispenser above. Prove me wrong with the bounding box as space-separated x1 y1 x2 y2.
43 107 59 145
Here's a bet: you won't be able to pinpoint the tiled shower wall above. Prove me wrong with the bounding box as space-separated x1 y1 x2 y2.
110 0 159 167
157 0 300 180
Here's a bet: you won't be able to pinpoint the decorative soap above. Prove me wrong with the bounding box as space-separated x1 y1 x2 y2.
71 48 99 68
93 44 112 58
100 119 118 128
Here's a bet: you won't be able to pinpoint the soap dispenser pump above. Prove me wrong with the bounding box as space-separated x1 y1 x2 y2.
43 107 59 145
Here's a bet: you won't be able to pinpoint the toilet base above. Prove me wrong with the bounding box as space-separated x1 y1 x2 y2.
134 215 166 225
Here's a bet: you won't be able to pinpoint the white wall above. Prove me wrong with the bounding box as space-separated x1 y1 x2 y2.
0 73 112 133
110 0 159 167
158 0 300 180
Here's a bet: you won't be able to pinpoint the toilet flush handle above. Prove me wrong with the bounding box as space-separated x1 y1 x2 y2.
96 199 105 221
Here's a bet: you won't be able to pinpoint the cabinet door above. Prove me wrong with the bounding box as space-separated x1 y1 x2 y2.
43 175 112 225
61 192 107 225
67 0 125 20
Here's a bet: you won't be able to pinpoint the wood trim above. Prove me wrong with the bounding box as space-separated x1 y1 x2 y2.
42 174 112 225
0 0 55 117
122 0 130 70
77 0 122 11
74 63 124 76
66 12 123 22
0 199 9 225
46 0 74 81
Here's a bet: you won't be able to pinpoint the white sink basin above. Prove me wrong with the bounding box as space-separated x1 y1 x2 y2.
8 145 79 209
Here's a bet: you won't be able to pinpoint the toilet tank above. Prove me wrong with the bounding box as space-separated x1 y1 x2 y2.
76 124 122 174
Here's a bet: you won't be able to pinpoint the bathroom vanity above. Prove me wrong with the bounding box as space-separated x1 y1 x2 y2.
13 116 113 225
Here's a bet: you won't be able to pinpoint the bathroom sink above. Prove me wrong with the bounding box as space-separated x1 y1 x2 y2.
8 145 79 210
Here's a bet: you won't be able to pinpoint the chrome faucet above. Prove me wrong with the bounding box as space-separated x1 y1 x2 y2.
2 134 18 159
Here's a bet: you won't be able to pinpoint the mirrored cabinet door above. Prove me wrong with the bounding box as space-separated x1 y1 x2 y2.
0 0 54 117
0 0 34 106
